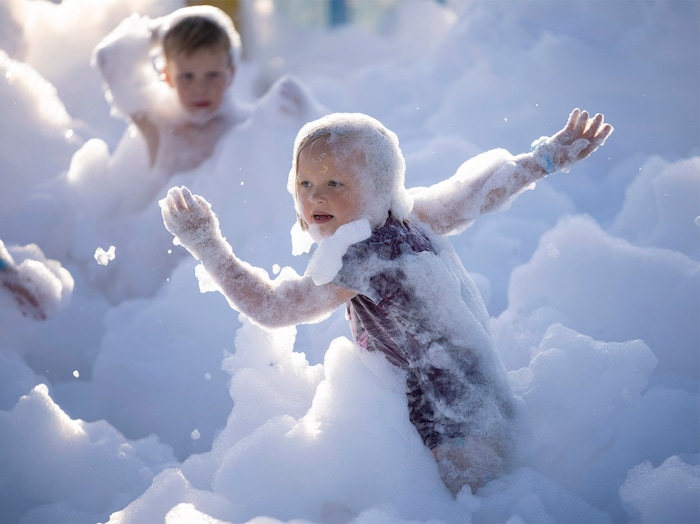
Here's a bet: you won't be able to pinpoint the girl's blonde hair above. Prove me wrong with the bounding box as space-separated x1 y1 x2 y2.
288 113 413 236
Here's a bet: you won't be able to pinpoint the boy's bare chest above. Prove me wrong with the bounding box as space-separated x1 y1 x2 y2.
157 118 231 174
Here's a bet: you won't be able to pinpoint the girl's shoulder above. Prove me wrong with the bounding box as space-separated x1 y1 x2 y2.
358 216 434 261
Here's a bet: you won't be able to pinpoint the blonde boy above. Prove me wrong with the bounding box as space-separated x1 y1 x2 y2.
93 5 246 175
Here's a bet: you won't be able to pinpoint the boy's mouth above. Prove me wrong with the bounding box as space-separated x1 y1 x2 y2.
313 214 333 223
193 101 211 108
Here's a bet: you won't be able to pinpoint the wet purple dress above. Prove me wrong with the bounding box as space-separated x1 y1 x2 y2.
333 215 515 449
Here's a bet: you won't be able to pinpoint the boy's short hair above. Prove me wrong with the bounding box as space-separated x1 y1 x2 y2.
163 15 233 65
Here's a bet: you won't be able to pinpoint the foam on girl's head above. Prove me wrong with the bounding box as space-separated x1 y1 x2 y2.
287 113 413 253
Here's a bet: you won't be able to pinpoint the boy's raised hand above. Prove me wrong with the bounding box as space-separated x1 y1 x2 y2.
160 186 221 253
532 108 614 174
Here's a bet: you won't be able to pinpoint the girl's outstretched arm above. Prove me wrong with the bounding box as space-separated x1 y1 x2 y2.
160 186 355 328
412 109 613 235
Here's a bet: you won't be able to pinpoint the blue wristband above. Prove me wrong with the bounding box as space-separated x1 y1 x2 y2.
0 258 9 272
531 136 557 174
537 149 556 174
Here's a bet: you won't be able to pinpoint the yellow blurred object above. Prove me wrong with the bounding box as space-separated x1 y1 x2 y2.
186 0 241 19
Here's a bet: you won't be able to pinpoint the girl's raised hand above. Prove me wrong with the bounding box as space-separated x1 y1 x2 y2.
532 108 614 174
160 186 221 250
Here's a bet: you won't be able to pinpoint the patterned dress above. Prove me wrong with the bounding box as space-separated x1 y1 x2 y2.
333 215 515 450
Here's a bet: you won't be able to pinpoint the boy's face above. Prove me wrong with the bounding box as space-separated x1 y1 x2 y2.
164 47 234 120
296 138 366 239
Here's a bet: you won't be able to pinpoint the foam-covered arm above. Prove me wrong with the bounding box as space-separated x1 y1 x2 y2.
92 13 163 117
410 148 518 235
411 109 613 236
160 187 353 328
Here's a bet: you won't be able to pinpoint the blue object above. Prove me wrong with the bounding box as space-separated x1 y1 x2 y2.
531 137 557 174
329 0 349 26
538 149 556 174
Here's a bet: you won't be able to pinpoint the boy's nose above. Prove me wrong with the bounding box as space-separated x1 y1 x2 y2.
193 77 209 92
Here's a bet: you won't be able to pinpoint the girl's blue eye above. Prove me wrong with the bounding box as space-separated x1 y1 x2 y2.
329 180 340 187
299 180 311 188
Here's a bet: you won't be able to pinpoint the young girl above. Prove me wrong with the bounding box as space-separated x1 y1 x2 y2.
160 109 613 495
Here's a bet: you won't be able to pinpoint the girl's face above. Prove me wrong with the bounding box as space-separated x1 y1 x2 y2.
165 47 234 121
296 138 365 239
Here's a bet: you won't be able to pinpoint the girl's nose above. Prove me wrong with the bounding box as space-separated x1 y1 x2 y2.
311 187 326 203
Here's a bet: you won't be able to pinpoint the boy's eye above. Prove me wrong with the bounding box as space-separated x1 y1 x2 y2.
328 180 341 187
299 180 311 188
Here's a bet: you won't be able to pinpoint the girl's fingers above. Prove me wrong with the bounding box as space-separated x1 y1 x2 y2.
182 188 211 216
573 110 589 136
194 195 211 212
565 108 581 132
166 186 202 213
584 113 604 138
181 187 200 211
595 123 614 145
581 121 614 157
166 186 186 210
